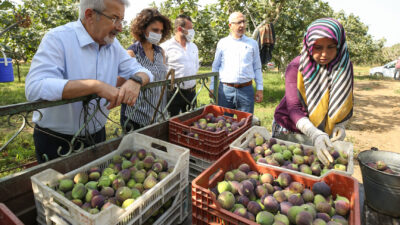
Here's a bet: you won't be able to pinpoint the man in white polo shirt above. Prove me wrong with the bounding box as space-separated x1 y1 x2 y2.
161 14 199 117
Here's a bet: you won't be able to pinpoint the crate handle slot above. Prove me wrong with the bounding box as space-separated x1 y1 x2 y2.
208 168 224 187
150 142 168 152
189 158 198 165
239 136 247 145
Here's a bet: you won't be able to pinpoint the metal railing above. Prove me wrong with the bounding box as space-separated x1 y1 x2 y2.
0 72 218 164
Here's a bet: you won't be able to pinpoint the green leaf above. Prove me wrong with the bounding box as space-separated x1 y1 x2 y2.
0 1 13 10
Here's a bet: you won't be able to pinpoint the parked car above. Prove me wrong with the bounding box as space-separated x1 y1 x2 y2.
369 60 397 79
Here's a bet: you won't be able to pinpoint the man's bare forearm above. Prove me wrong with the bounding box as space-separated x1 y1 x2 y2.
62 79 100 99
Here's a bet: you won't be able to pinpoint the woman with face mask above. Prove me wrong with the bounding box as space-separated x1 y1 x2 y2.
118 8 172 131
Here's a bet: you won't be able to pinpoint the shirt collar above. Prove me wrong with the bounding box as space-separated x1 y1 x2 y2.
229 34 246 41
74 20 113 48
172 37 190 49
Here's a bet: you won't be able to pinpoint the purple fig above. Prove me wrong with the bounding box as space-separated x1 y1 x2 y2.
275 173 292 188
280 201 293 215
91 195 105 209
312 182 331 197
262 196 279 213
247 201 262 216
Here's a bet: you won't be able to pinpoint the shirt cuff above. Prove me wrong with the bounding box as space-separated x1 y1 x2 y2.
42 78 69 101
139 68 154 82
256 83 264 91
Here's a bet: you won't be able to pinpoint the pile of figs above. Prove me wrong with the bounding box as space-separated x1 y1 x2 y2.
244 133 349 176
53 148 174 214
211 163 351 225
186 113 247 136
366 160 398 175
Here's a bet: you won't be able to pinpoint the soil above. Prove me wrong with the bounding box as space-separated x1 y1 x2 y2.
346 79 400 182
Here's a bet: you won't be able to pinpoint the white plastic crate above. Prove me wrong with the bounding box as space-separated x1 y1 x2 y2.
229 126 354 179
189 155 213 182
36 185 189 225
31 133 189 225
152 186 189 225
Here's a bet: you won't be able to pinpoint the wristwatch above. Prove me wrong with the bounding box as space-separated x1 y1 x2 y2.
130 74 143 86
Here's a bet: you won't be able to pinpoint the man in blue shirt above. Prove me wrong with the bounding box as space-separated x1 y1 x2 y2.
211 12 263 114
25 0 153 163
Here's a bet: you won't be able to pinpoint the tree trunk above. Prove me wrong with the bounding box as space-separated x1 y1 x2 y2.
16 59 21 82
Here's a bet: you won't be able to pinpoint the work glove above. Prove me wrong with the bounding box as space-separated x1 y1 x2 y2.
330 121 347 142
296 117 334 166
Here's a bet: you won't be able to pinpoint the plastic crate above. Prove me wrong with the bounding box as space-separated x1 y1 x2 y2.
189 155 213 182
0 203 24 225
191 149 361 225
36 185 189 225
31 133 189 225
153 186 189 225
230 126 354 178
169 105 252 161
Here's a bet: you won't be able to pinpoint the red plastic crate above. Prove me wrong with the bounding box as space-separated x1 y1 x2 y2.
191 149 361 225
0 203 24 225
169 105 252 161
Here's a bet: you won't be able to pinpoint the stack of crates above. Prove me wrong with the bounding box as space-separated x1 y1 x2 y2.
169 105 252 181
31 133 189 225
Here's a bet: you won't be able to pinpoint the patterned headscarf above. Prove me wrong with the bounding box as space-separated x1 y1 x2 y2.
297 18 353 136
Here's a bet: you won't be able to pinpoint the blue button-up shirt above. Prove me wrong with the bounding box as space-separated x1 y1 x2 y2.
211 34 263 90
25 20 153 135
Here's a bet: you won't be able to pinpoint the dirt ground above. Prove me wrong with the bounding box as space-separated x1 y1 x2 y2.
346 79 400 182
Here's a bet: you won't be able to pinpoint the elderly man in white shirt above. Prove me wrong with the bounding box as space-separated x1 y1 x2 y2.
161 14 199 117
211 12 263 114
25 0 153 163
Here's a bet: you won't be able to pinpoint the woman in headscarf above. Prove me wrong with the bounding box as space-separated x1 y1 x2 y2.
273 18 353 166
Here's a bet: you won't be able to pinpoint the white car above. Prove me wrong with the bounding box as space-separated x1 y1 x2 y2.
369 60 397 78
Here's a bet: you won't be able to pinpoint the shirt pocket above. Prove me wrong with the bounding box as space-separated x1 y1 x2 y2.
241 45 254 65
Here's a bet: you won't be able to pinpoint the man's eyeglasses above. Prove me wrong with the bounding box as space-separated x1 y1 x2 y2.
93 9 126 26
231 20 246 25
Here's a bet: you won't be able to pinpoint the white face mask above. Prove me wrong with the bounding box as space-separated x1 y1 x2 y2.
184 29 195 42
145 31 162 44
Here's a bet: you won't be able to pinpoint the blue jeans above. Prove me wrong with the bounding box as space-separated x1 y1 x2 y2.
217 83 254 113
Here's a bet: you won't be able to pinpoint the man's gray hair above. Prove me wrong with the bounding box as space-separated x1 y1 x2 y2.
228 12 244 24
79 0 130 20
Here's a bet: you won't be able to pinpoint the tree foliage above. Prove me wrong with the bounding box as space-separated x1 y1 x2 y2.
0 0 133 62
0 0 392 69
334 11 384 65
0 0 78 62
378 43 400 65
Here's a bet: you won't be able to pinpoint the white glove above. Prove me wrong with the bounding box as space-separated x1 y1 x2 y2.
296 117 334 166
331 121 347 142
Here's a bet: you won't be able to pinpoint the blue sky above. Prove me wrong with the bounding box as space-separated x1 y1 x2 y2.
124 0 399 47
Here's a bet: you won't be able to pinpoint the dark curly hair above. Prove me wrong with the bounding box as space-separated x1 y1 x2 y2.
130 8 172 43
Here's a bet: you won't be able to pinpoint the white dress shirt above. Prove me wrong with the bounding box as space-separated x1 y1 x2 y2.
161 37 199 89
25 20 153 135
211 34 263 90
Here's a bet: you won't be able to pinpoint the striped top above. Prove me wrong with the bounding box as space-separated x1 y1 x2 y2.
125 41 168 126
